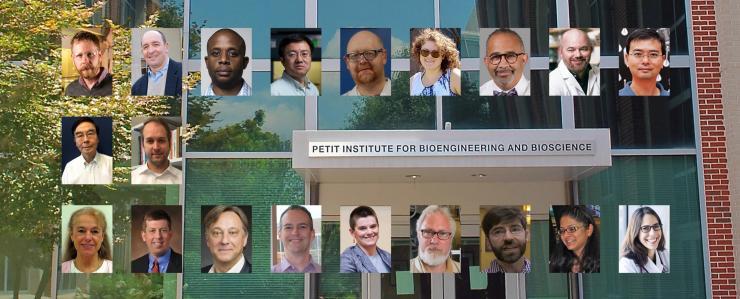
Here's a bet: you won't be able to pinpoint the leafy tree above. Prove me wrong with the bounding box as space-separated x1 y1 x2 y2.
188 107 289 152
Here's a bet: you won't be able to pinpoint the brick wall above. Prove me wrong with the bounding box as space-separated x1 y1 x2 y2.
693 0 738 298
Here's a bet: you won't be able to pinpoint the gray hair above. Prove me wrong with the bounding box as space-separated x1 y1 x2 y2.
416 205 456 240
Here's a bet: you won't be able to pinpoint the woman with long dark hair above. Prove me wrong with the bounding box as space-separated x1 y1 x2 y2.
549 205 600 273
619 207 669 273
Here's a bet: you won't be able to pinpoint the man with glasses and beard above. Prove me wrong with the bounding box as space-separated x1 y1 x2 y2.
65 30 112 96
481 206 531 273
410 205 461 273
342 30 391 96
480 28 530 96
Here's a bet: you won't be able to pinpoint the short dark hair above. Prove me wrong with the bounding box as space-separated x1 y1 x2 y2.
141 117 171 143
142 209 172 231
487 28 525 52
349 206 378 230
208 28 246 55
278 33 314 59
481 206 527 235
203 205 250 234
70 117 99 136
71 30 101 49
279 205 313 230
625 28 666 55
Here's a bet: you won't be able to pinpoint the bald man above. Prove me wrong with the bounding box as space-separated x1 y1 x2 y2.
132 30 182 96
342 30 391 96
549 29 600 96
203 29 251 96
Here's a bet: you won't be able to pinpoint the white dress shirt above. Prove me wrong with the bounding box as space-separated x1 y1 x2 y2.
61 152 113 185
479 76 530 96
131 163 182 184
208 255 246 273
343 78 392 96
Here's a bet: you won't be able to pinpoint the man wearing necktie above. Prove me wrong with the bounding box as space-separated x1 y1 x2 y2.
131 209 182 273
480 28 531 96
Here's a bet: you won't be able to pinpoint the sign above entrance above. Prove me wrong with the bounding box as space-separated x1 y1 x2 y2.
309 140 594 157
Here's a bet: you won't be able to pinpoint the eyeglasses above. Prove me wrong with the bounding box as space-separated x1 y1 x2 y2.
420 49 441 58
487 52 525 64
558 225 586 235
489 225 525 240
345 49 384 63
286 50 311 60
628 52 663 61
420 229 452 240
639 224 662 233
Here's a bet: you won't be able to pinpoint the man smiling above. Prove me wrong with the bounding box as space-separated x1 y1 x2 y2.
131 117 182 184
131 29 182 96
272 205 321 273
549 29 600 96
619 28 670 96
481 206 531 273
131 209 182 273
480 28 530 96
201 205 252 273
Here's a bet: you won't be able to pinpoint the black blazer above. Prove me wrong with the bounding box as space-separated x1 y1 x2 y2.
131 58 182 96
131 250 183 273
201 257 252 273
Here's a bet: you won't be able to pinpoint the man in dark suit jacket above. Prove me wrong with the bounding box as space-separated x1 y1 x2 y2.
201 205 252 273
131 209 183 273
131 30 182 97
200 254 252 273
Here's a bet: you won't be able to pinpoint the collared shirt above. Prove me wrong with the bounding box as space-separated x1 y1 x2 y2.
208 255 246 273
148 248 172 273
409 255 461 273
204 81 252 96
480 76 530 96
147 58 170 95
271 255 321 273
61 152 113 184
147 58 170 83
78 67 110 91
486 257 532 273
271 72 319 96
343 78 392 96
131 163 182 184
549 60 600 96
618 81 670 96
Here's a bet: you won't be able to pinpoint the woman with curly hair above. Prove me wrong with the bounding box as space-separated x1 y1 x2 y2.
61 206 113 273
410 29 461 96
549 205 600 273
619 207 669 273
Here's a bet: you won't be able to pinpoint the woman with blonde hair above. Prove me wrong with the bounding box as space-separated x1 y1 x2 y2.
619 207 669 273
410 29 462 96
61 207 113 273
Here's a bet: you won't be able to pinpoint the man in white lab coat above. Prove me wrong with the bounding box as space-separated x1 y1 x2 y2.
549 29 600 96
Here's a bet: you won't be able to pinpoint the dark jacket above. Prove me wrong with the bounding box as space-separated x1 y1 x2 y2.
131 58 182 96
131 249 183 273
339 244 392 273
65 72 113 96
201 256 252 273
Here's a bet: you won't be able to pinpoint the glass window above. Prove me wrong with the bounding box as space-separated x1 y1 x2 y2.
443 71 561 129
317 222 361 297
569 0 689 55
184 159 305 298
318 0 433 59
574 68 694 149
318 72 436 130
578 155 705 297
188 0 304 59
526 221 569 298
187 72 304 152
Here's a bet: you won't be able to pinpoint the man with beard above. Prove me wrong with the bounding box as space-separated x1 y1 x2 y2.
203 29 251 96
342 30 391 96
131 117 182 184
131 30 182 96
272 205 321 273
481 206 531 273
480 28 530 96
65 30 113 96
271 33 320 96
410 205 461 273
549 29 600 96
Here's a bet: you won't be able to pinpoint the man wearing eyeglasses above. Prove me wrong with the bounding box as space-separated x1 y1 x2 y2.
65 30 113 96
203 28 251 96
272 205 321 273
480 28 530 96
201 205 252 273
342 30 391 96
481 206 531 273
410 205 461 273
271 33 319 96
62 117 112 184
549 29 600 96
132 209 182 273
619 28 670 96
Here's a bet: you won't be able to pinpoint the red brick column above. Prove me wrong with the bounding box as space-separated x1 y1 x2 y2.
692 1 737 298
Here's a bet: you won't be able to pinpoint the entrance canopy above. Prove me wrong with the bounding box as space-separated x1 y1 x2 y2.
292 129 612 183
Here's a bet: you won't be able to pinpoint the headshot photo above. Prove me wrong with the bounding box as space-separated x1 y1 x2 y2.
61 28 113 97
549 28 601 96
131 28 183 97
61 117 113 185
619 205 670 273
131 116 182 184
60 205 113 273
409 205 461 273
409 28 462 96
549 205 600 273
272 205 322 273
200 28 252 96
200 205 252 273
340 28 392 96
480 205 532 273
131 205 183 273
479 28 531 96
339 205 392 273
270 28 321 96
618 28 670 96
